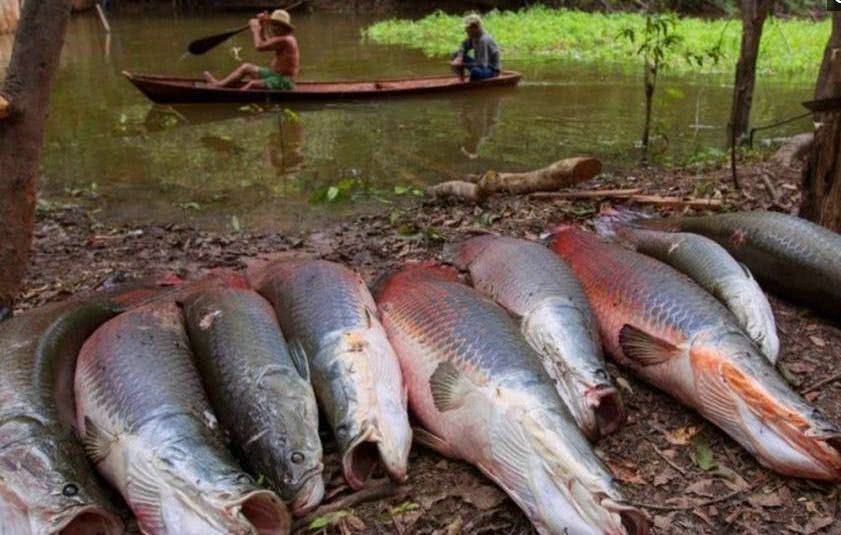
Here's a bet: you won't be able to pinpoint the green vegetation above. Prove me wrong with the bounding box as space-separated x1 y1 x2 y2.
364 7 829 80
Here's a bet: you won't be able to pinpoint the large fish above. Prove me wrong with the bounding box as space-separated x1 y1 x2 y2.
183 285 324 515
550 227 841 481
594 210 779 364
0 276 180 535
636 210 841 317
250 259 411 490
75 300 290 534
376 264 647 535
0 300 125 534
447 235 624 440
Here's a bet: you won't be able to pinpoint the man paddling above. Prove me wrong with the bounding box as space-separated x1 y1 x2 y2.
204 9 299 90
450 14 500 82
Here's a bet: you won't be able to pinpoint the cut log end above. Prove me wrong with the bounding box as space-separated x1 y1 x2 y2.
570 157 602 182
0 94 9 119
426 180 486 203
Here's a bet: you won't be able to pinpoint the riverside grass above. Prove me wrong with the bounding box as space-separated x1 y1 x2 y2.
364 7 829 81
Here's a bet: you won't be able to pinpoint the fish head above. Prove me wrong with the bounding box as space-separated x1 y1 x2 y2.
715 275 780 363
0 437 123 535
269 388 325 514
522 304 625 439
691 340 841 481
150 436 289 534
504 407 648 535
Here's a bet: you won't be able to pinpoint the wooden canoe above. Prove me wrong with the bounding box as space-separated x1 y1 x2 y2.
123 70 522 104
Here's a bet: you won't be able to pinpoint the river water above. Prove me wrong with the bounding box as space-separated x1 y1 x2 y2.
1 10 816 232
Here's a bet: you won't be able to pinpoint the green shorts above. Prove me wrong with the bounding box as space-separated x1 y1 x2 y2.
258 67 295 90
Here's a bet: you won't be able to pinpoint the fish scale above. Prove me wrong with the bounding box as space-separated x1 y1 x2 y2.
183 286 324 514
377 264 647 535
550 227 841 481
75 300 289 534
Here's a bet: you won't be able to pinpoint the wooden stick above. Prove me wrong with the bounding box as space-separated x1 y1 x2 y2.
801 371 841 395
95 3 110 33
760 173 779 203
531 188 642 200
292 480 403 530
625 195 723 208
647 440 687 477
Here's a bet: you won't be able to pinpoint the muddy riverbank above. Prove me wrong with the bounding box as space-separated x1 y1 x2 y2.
19 159 841 534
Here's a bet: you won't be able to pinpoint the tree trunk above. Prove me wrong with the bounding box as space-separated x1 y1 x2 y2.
0 0 19 34
0 0 72 311
728 0 773 145
641 63 656 163
802 13 841 231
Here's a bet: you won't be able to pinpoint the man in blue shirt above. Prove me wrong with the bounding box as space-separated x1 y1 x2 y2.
450 14 501 82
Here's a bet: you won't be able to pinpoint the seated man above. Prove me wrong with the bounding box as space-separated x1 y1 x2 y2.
204 9 299 91
450 14 500 82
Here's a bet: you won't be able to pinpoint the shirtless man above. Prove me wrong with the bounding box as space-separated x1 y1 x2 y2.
204 9 299 90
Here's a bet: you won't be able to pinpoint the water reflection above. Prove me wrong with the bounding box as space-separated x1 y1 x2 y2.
265 110 305 176
455 93 501 160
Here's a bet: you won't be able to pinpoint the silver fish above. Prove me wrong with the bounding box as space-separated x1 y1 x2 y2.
377 263 648 535
75 300 290 534
447 235 624 440
250 259 411 490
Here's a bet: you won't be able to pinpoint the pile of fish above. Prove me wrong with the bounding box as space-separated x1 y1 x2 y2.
2 210 840 534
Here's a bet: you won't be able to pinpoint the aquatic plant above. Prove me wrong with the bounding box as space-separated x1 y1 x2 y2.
364 7 829 81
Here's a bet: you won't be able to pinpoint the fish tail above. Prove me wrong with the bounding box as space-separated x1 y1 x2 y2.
442 233 496 270
592 207 654 240
375 263 460 301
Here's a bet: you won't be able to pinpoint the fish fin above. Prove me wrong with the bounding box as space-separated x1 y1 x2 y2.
691 351 745 439
430 361 477 412
619 325 682 367
489 414 532 499
127 457 164 532
83 417 116 464
288 338 311 382
412 427 458 459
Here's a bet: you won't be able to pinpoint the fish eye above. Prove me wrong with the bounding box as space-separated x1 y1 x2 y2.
290 451 305 464
62 483 79 497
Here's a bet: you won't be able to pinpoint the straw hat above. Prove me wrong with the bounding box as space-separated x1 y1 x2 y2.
268 9 294 30
463 13 482 29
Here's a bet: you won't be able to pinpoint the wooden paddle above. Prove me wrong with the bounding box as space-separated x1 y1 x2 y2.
187 25 249 55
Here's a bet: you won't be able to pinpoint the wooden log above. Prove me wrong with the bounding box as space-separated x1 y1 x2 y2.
426 180 485 203
0 93 9 119
478 156 601 194
530 188 642 200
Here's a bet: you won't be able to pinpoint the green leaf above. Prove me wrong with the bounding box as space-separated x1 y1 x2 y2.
308 510 349 530
326 186 340 201
390 501 420 516
690 431 715 471
336 178 356 191
394 185 410 195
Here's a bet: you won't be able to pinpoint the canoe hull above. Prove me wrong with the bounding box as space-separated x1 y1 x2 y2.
123 70 522 104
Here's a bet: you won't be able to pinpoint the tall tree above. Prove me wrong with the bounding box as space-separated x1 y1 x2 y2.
0 0 72 313
729 0 773 145
801 12 841 231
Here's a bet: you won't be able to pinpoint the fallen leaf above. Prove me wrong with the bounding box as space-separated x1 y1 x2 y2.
689 432 716 471
457 485 506 511
748 492 783 508
809 335 826 348
653 468 679 487
608 462 646 485
653 513 676 531
665 425 701 446
684 478 716 498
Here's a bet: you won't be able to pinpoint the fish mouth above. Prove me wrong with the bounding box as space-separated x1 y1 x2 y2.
226 489 290 535
603 498 650 535
289 468 326 516
586 384 626 438
342 432 382 490
51 505 124 535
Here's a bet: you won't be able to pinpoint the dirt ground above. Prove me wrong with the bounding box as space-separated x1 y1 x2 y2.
21 157 841 534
